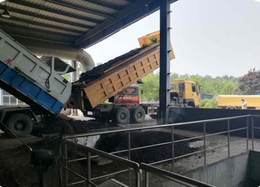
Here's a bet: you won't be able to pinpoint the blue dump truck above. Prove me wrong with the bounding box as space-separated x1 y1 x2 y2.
0 29 75 137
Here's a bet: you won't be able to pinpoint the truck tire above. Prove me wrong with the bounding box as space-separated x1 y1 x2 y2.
130 107 145 123
187 102 195 108
113 107 130 124
6 114 33 137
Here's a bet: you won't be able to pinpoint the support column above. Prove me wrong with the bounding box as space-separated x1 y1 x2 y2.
71 60 78 116
0 89 3 105
159 0 171 124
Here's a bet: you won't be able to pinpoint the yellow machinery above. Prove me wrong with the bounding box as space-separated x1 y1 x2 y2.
170 80 200 107
138 30 175 59
216 95 260 109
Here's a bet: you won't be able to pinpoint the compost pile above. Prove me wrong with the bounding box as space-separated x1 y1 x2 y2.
95 131 198 163
33 117 118 135
237 68 260 94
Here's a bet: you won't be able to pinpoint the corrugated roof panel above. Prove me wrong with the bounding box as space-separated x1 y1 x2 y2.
1 0 170 48
80 2 116 15
104 0 130 7
0 18 28 26
7 12 89 33
28 24 81 36
44 1 106 21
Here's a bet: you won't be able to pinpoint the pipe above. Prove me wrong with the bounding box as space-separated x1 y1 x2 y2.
13 37 95 71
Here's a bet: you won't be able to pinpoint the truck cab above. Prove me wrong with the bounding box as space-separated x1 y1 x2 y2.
170 80 200 107
114 84 140 104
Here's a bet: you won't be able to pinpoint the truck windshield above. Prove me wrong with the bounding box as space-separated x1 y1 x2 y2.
170 84 179 90
118 87 138 96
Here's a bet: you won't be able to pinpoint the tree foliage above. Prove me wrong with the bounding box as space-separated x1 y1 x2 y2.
139 73 160 101
200 98 217 108
237 69 260 94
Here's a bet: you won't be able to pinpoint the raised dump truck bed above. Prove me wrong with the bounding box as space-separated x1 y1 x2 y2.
67 43 166 124
0 29 72 115
69 43 160 110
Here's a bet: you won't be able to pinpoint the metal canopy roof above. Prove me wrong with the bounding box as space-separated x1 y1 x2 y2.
0 0 176 49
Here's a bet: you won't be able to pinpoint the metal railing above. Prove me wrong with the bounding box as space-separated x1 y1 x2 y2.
60 114 258 187
61 140 141 187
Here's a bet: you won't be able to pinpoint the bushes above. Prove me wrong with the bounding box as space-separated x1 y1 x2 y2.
200 98 217 108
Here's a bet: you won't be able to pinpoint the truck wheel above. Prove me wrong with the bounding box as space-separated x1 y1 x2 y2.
6 114 33 137
130 107 145 123
187 102 195 108
113 107 130 124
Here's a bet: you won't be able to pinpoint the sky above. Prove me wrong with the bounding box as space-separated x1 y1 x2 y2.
86 0 260 78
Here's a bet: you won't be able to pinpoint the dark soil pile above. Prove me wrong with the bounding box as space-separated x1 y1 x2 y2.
0 134 60 187
78 43 158 83
95 131 198 163
33 117 118 135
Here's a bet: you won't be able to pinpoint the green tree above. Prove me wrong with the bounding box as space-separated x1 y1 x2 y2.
139 73 160 101
200 98 217 108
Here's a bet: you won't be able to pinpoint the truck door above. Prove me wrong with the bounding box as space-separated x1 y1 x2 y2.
191 83 200 107
178 83 185 104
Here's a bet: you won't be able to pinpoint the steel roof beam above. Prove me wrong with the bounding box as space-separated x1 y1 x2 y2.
46 0 114 18
8 0 103 24
76 0 177 48
0 4 95 30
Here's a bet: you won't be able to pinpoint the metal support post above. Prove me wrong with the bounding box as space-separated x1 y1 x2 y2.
136 169 141 187
227 119 230 157
0 89 3 105
59 145 63 186
171 126 174 172
71 60 78 116
159 0 171 124
247 117 249 150
145 171 150 187
203 122 207 165
71 60 77 82
128 131 131 186
64 143 68 187
87 152 91 187
252 117 254 150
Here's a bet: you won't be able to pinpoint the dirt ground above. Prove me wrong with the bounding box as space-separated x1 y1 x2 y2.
0 132 41 187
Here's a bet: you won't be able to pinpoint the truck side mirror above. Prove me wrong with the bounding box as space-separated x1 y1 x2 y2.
141 89 144 94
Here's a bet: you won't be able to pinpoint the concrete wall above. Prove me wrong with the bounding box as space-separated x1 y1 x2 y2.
248 151 260 187
184 152 249 187
154 152 249 187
